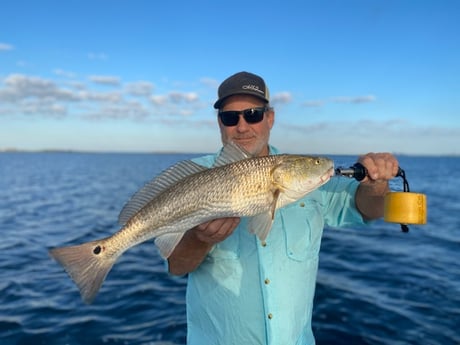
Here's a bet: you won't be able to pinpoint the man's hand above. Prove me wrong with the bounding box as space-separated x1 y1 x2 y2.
357 152 399 182
193 218 241 244
168 217 240 275
355 152 399 220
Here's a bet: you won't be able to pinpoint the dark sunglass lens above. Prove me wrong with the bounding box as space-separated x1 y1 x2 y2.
219 111 239 126
243 108 265 124
219 107 266 126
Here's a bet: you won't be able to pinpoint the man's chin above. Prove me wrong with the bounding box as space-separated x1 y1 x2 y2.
232 139 254 151
232 140 268 157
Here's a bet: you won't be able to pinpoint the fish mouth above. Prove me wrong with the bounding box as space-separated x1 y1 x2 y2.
320 167 335 183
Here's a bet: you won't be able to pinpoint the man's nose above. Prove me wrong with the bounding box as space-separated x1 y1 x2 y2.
236 115 250 131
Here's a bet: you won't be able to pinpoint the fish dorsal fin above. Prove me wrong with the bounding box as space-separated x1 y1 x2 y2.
213 141 252 167
118 160 207 225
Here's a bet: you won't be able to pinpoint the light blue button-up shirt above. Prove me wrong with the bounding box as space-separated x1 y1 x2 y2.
178 146 365 345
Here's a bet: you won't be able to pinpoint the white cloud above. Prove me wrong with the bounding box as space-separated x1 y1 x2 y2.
331 95 377 104
151 91 199 106
0 73 207 121
0 43 14 51
79 90 123 103
200 77 219 89
0 69 460 154
2 73 456 155
89 75 121 86
169 91 199 103
66 81 87 90
0 74 79 102
125 81 154 96
84 100 150 121
0 74 131 118
54 69 76 78
275 119 460 155
300 95 377 108
150 95 168 106
19 99 67 117
303 100 325 107
271 91 292 105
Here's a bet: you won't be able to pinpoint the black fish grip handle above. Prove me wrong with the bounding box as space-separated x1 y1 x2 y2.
335 163 415 232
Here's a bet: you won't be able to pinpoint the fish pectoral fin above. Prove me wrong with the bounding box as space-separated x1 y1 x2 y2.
248 212 274 242
248 188 282 242
155 233 185 259
271 188 281 219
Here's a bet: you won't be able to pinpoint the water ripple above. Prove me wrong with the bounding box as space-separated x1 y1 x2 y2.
1 153 459 344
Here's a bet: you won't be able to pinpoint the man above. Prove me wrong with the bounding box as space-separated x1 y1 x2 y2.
167 71 399 345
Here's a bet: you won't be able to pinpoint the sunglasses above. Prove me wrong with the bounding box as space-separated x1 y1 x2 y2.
218 107 268 127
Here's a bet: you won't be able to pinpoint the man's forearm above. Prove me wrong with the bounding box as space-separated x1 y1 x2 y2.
167 229 213 276
355 181 390 220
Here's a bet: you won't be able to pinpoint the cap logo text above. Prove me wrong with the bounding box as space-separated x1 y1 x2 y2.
242 84 264 95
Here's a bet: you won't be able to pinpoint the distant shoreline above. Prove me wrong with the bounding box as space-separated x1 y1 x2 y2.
1 148 458 158
0 148 208 155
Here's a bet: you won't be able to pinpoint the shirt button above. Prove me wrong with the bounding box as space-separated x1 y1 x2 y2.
261 241 267 247
268 313 273 320
264 278 270 285
299 202 305 207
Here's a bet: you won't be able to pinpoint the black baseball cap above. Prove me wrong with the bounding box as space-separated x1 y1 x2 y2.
213 71 270 109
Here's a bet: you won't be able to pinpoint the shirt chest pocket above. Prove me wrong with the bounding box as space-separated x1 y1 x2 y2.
280 200 324 262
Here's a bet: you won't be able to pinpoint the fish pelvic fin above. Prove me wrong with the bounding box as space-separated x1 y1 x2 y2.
155 233 185 259
49 239 117 304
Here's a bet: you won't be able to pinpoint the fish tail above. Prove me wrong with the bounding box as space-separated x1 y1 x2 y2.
49 239 117 304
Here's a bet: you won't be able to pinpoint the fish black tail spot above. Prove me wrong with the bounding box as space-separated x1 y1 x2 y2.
49 240 117 304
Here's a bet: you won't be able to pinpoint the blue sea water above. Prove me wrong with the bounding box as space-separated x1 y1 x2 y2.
0 152 459 345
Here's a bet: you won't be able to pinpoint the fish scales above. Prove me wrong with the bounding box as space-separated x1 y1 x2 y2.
113 155 280 250
49 143 334 303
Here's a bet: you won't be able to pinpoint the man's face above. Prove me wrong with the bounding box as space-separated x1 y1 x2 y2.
218 95 274 157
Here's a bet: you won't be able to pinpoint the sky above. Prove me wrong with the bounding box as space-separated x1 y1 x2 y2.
1 0 459 155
